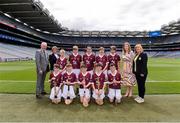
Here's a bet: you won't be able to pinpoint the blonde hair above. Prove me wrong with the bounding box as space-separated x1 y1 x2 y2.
73 45 78 50
134 44 144 54
51 46 57 51
99 47 104 51
122 42 131 54
110 46 116 51
59 49 65 54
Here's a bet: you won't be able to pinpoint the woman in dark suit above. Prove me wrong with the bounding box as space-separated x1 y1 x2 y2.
133 44 148 103
49 46 59 71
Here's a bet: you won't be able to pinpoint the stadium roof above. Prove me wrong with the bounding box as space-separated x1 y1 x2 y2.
58 30 149 37
0 0 179 37
161 20 180 36
58 19 180 37
0 0 64 33
59 20 180 37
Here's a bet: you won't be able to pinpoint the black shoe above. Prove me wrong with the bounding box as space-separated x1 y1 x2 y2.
36 95 42 99
41 91 47 95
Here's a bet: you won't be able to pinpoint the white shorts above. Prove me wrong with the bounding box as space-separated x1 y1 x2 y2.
92 89 105 100
49 87 62 100
79 88 90 98
108 88 122 100
62 85 76 99
72 69 80 78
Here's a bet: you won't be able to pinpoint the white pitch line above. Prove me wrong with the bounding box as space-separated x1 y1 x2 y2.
0 80 37 83
147 80 180 82
0 80 180 83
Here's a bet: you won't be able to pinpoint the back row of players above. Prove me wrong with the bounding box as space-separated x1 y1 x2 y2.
49 43 136 107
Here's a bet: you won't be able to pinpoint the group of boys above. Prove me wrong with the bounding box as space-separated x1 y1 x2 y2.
49 45 122 107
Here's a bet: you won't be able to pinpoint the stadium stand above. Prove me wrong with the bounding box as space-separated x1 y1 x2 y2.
1 41 180 63
0 0 180 62
0 42 35 61
0 42 51 62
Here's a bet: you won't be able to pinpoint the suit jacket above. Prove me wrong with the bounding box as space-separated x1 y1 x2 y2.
49 53 58 70
133 52 148 75
35 49 49 72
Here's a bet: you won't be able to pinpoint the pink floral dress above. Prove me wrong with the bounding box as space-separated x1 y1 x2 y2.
121 51 136 86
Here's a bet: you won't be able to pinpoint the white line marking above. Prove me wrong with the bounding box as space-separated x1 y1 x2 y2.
0 80 36 83
147 80 180 82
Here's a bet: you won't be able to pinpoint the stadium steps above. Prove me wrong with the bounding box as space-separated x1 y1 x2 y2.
0 43 35 57
0 43 37 60
0 51 19 58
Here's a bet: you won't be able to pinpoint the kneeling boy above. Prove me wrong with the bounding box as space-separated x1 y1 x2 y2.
49 64 63 104
92 63 106 105
107 63 122 104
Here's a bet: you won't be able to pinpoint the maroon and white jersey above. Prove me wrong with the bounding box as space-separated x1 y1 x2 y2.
108 53 120 70
92 72 105 89
63 72 77 85
83 53 95 71
56 57 67 70
95 54 108 70
78 72 91 89
49 72 62 87
69 53 82 69
108 71 121 89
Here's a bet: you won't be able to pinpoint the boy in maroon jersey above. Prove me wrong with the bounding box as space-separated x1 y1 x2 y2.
62 63 77 105
78 64 92 107
107 63 122 104
95 47 109 78
83 46 95 76
56 49 67 74
49 64 63 104
69 45 82 95
92 63 106 105
69 45 82 78
108 46 120 72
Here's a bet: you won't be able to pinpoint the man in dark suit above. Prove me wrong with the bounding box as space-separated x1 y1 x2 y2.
133 44 148 103
49 46 59 71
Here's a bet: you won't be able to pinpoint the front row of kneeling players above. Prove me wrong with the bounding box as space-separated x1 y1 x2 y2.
49 62 122 107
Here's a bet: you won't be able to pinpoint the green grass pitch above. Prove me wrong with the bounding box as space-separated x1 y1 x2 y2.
0 57 180 122
0 58 180 94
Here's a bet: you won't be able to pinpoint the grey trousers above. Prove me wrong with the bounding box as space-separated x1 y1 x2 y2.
36 71 47 95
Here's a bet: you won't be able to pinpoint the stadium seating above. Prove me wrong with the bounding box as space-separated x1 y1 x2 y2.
0 42 51 62
1 42 180 63
0 9 180 60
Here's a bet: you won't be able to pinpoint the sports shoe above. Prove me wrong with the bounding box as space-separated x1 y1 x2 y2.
134 96 141 101
135 97 144 103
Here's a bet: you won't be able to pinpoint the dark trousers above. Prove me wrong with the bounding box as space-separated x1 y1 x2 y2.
135 74 147 98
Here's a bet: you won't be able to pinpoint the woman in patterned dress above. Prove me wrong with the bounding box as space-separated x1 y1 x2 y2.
121 42 136 97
